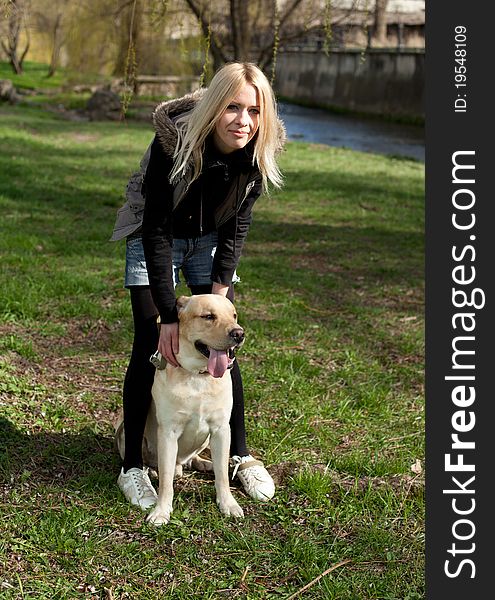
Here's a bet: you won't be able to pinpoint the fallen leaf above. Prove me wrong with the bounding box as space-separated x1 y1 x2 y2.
410 459 422 474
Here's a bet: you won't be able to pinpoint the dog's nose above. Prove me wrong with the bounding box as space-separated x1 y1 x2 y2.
229 328 245 343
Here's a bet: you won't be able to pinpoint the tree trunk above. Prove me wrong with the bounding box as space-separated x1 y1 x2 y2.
183 0 228 72
229 0 250 61
235 0 250 61
374 0 389 47
47 14 63 78
257 0 305 73
10 56 23 75
2 0 29 75
229 0 240 60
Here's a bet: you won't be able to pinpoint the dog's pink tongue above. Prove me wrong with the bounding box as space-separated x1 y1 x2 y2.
208 348 229 378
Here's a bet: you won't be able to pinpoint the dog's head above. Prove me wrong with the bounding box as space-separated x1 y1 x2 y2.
175 294 244 378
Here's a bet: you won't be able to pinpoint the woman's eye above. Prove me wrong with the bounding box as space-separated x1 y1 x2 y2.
249 108 260 115
227 104 238 110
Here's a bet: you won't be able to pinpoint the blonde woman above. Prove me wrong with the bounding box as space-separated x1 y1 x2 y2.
112 62 286 509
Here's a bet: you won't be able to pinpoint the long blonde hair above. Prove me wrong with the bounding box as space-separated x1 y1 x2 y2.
169 62 284 193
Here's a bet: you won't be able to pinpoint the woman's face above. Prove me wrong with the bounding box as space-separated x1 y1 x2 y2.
213 83 260 154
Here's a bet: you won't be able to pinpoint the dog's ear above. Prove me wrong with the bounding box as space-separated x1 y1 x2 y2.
176 296 190 314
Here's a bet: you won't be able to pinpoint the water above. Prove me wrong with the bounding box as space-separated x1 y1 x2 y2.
279 102 425 162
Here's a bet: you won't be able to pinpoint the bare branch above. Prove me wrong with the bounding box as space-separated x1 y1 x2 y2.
183 0 229 66
114 0 138 18
278 0 305 30
257 0 316 69
19 35 29 65
251 0 262 33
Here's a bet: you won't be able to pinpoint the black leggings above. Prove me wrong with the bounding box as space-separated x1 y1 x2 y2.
122 285 248 472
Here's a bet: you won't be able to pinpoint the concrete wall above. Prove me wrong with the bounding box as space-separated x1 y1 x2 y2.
274 49 424 120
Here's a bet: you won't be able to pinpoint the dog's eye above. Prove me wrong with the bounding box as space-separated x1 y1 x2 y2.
201 313 216 321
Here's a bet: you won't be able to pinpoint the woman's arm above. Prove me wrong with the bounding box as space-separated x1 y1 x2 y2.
141 136 178 324
211 176 262 286
141 137 182 367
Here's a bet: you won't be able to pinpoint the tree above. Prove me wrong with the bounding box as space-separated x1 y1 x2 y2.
181 0 308 72
177 0 379 75
31 0 73 77
1 0 30 74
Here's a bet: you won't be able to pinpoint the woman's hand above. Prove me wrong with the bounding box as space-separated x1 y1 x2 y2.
212 282 229 296
157 284 227 368
158 322 180 368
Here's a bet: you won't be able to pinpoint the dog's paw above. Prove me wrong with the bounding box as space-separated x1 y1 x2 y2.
146 507 172 526
190 455 213 472
217 498 244 518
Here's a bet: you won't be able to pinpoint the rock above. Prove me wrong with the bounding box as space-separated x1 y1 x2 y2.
86 87 121 120
0 79 20 104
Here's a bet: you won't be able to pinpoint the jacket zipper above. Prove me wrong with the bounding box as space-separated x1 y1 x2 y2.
173 162 257 230
215 174 258 229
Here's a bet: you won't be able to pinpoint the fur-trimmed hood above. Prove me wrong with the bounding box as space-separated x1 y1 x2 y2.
152 89 206 158
152 88 287 159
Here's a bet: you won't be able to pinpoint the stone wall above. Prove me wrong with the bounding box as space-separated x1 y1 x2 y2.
133 75 200 98
274 49 424 120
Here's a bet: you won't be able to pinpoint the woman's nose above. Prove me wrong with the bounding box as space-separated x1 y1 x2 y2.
236 109 249 126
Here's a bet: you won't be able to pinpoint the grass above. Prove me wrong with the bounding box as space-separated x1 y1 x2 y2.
0 86 424 598
0 60 109 92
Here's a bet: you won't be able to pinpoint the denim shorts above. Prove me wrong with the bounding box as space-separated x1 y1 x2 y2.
124 231 240 288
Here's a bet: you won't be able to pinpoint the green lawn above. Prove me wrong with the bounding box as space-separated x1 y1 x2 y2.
0 97 424 599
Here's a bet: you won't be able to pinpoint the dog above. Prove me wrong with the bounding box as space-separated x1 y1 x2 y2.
115 294 245 525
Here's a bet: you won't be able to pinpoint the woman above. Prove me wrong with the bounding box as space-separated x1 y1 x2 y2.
111 62 285 510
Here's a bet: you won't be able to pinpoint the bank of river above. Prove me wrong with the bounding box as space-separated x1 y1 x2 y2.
279 102 424 162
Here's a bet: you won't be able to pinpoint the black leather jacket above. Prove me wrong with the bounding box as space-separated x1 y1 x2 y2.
141 133 262 323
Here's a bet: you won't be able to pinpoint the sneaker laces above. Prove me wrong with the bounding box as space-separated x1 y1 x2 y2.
231 455 242 480
231 455 265 480
130 468 155 498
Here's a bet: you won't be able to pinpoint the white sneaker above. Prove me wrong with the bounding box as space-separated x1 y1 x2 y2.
118 467 158 510
231 455 275 501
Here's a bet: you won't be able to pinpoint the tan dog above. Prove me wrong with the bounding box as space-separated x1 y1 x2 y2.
116 294 245 525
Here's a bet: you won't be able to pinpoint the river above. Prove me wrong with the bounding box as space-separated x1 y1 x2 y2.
279 102 424 162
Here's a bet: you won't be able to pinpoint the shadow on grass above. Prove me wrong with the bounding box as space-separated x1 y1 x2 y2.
0 416 119 493
0 416 239 506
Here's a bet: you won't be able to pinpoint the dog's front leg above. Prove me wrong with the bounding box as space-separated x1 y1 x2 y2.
147 427 178 526
210 426 244 518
